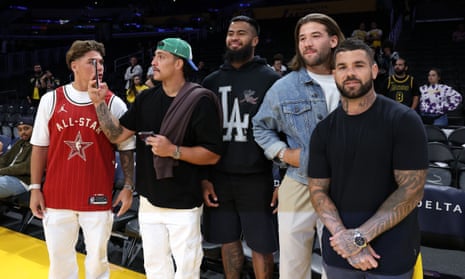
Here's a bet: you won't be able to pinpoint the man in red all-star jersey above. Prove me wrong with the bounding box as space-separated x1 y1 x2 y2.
29 40 136 279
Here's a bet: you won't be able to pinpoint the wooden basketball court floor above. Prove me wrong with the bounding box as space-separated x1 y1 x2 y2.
0 227 145 279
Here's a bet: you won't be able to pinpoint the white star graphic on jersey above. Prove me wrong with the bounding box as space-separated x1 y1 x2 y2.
64 131 93 161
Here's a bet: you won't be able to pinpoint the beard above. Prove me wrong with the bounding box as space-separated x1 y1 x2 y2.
337 78 373 99
302 46 332 67
224 43 254 64
394 68 405 75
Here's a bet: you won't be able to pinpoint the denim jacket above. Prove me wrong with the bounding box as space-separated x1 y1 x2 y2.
252 67 331 185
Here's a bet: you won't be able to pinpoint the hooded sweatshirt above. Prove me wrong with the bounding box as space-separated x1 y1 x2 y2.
202 56 280 174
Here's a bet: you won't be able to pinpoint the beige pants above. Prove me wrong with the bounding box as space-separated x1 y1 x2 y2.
278 175 326 279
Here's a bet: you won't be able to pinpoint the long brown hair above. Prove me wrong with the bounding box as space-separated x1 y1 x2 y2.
288 13 345 71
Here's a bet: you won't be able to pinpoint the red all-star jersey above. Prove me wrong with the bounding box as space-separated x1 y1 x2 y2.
43 86 116 211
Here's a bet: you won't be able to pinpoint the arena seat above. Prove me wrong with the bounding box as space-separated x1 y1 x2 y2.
0 191 34 233
426 142 456 187
418 184 465 250
424 125 449 144
0 134 11 154
418 184 465 277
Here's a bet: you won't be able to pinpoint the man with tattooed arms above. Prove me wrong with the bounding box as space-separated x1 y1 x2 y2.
308 38 428 279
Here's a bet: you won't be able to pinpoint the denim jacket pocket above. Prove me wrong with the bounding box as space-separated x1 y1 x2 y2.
282 101 314 132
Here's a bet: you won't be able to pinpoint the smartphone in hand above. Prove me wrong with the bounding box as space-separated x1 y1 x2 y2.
138 131 155 145
92 59 99 88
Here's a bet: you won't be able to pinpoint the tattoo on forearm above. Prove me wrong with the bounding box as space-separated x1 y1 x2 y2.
119 150 134 186
364 169 426 240
309 178 345 234
96 102 123 141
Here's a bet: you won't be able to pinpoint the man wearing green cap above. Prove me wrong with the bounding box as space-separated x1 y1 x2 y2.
88 37 223 279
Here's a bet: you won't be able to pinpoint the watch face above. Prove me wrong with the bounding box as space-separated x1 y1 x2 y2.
354 236 366 247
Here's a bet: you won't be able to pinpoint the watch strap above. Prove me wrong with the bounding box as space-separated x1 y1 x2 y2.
123 184 135 192
278 148 286 162
173 145 181 160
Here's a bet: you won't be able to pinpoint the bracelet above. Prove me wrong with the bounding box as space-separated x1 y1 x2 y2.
273 180 281 188
123 184 135 192
29 184 41 190
278 148 287 163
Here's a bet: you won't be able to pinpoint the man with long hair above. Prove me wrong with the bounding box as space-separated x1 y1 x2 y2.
253 13 345 279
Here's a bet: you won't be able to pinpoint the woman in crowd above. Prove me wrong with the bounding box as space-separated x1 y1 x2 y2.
419 67 462 126
126 74 149 105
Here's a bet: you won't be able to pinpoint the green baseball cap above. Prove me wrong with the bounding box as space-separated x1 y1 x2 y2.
157 38 198 71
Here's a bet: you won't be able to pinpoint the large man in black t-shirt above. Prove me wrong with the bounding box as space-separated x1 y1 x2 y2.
308 39 427 278
88 38 222 279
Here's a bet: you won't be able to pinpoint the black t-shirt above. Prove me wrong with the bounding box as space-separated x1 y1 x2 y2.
119 85 222 209
308 95 428 275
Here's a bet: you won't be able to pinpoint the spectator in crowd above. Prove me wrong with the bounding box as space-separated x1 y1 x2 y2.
40 70 61 93
367 21 383 49
126 74 149 105
145 64 153 81
0 116 33 198
374 40 399 93
124 56 143 90
351 22 367 42
378 57 420 110
88 37 223 279
192 60 210 83
308 38 427 279
29 39 135 279
419 67 463 126
253 13 345 279
27 64 45 107
201 15 280 279
145 64 156 88
269 53 288 76
376 40 399 77
452 22 465 42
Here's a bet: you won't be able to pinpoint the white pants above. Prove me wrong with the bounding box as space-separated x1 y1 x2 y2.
139 196 203 279
42 209 113 279
278 176 326 279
